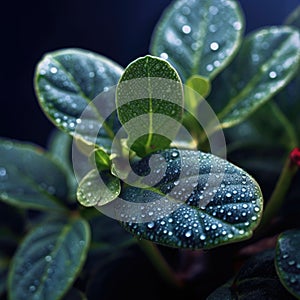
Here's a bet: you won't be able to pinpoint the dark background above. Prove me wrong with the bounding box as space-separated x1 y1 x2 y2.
1 0 299 147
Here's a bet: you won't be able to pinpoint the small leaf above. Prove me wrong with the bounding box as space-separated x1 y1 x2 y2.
47 129 78 200
210 26 300 128
275 229 300 299
35 48 123 150
116 55 183 157
8 217 90 300
0 139 68 212
121 149 263 249
77 170 120 207
208 250 295 299
151 0 244 81
90 148 111 171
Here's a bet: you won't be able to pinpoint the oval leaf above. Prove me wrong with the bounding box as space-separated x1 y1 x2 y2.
116 55 183 157
151 0 244 81
0 139 68 212
275 229 300 299
208 250 295 300
211 26 300 128
121 149 263 249
35 48 123 149
77 170 120 207
8 218 90 300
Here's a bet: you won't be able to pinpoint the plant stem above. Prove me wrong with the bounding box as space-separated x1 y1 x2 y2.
256 155 299 235
137 239 183 288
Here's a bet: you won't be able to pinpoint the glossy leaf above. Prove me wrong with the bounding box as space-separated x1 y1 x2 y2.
208 250 295 299
151 0 244 81
209 26 300 128
35 48 123 150
47 130 78 200
0 139 68 212
275 229 300 299
77 170 120 207
8 218 90 300
116 55 183 157
121 149 263 249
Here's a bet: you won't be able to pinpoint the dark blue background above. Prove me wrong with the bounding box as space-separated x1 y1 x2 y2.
1 0 299 146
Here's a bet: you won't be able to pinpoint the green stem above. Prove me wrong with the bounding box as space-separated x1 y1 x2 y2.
256 155 299 235
137 239 183 288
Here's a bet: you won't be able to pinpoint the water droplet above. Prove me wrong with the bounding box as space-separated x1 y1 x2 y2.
226 193 232 198
147 222 155 229
168 218 173 223
182 25 191 34
171 151 179 158
168 231 173 236
233 21 242 30
210 42 219 51
290 277 297 284
211 224 217 230
174 180 179 186
89 71 95 78
29 285 36 292
209 24 217 33
239 229 245 234
228 233 233 239
148 211 153 216
50 67 57 74
206 64 213 72
45 255 52 262
296 263 300 269
269 71 277 79
185 230 192 237
243 204 248 209
288 260 296 266
40 69 46 75
209 6 219 15
283 254 289 259
0 167 7 177
182 6 191 15
200 234 206 240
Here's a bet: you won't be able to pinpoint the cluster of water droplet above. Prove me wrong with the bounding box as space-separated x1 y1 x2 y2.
123 149 262 249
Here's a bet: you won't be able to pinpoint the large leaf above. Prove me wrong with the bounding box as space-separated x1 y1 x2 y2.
121 149 263 249
150 0 244 81
8 217 90 300
275 229 300 299
0 139 68 212
35 48 123 150
207 250 295 299
116 55 183 157
208 26 300 128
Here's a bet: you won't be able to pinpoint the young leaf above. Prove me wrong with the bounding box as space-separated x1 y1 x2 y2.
208 250 295 300
121 149 263 249
77 170 120 207
116 55 183 157
0 139 68 212
275 229 300 299
35 48 123 149
150 0 244 81
8 217 90 300
209 26 300 128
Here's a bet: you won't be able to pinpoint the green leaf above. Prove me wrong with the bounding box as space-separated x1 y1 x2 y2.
150 0 244 81
0 139 68 212
90 148 111 171
8 217 90 300
77 170 120 207
275 229 300 299
35 48 123 150
208 250 295 300
210 26 300 128
285 5 300 28
116 55 183 157
47 130 78 200
121 149 263 249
